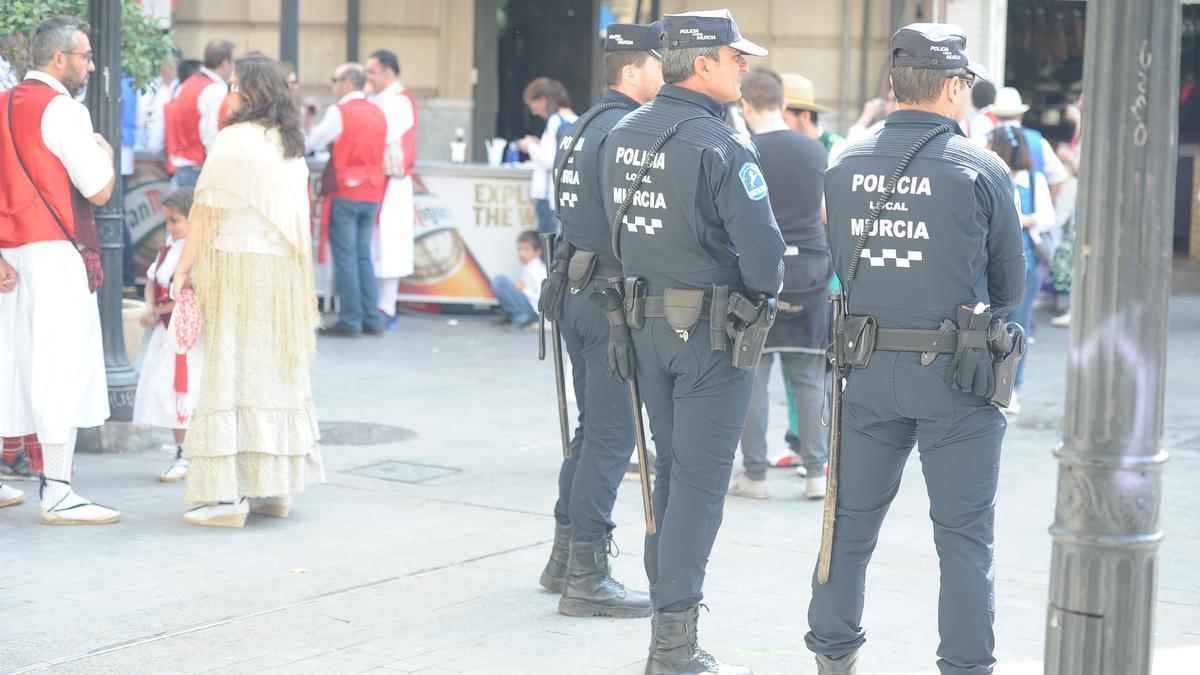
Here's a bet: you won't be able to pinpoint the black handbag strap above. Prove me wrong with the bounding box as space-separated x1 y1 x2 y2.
6 86 83 251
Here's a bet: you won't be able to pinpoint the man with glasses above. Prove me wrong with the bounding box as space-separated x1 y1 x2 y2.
306 63 388 337
166 39 234 188
806 24 1024 675
0 15 120 524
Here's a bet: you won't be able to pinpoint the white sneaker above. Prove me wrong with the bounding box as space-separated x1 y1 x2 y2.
159 456 189 483
794 465 809 478
184 498 249 528
805 474 828 500
1050 312 1070 328
41 490 121 525
0 483 24 508
727 471 768 500
1007 390 1021 415
249 496 292 519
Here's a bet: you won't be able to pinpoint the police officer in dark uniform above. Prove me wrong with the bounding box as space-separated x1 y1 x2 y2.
805 24 1025 675
600 10 785 674
536 21 664 619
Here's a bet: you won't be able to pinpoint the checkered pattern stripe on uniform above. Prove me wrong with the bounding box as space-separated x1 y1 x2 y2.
860 248 924 268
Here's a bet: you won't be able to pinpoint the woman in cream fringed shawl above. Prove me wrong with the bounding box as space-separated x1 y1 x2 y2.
170 56 322 528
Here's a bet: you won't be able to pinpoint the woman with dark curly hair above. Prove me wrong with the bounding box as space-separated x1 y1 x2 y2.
170 55 322 527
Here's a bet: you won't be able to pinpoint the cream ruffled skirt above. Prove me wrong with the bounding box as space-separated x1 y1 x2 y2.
184 198 323 504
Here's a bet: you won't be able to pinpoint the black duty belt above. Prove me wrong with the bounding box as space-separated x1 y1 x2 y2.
591 260 623 280
874 326 988 354
643 295 713 318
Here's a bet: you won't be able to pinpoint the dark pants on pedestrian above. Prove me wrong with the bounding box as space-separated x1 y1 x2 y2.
173 164 200 189
553 278 636 542
634 317 754 611
491 275 537 325
805 351 1005 675
329 197 382 333
740 351 828 479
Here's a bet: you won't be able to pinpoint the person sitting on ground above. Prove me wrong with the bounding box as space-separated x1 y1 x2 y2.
133 187 203 482
491 230 546 330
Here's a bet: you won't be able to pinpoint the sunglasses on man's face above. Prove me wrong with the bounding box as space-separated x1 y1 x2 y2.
950 75 976 90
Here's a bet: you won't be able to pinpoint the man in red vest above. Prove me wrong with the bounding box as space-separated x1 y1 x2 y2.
307 63 387 337
0 15 120 524
366 49 418 330
165 39 234 188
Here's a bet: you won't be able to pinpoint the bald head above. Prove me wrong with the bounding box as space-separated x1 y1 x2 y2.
332 62 365 98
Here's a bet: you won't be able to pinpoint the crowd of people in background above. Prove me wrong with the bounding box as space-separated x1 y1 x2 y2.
0 17 418 527
1 12 1085 517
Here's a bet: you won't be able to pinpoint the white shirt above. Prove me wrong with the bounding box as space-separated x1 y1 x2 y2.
1012 169 1055 234
822 130 849 167
146 236 184 287
136 76 175 156
528 110 577 204
23 71 114 199
370 81 417 176
171 66 227 167
968 106 998 144
371 81 416 145
305 91 366 154
520 256 547 308
846 118 885 142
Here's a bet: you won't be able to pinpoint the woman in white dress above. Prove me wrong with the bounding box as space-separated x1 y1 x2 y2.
133 187 201 482
170 56 322 528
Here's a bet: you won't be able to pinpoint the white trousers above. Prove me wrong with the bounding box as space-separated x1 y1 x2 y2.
0 242 109 444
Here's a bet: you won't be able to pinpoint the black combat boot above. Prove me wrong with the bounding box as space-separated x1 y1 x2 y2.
645 606 751 674
539 521 571 592
815 651 858 674
558 535 652 618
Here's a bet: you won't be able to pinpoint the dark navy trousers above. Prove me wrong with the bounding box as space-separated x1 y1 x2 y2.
805 351 1006 675
633 317 754 611
553 278 636 542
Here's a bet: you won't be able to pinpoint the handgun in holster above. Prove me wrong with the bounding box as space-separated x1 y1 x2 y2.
726 293 778 372
987 318 1025 408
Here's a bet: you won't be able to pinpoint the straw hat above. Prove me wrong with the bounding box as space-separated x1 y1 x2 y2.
781 73 828 113
992 87 1031 117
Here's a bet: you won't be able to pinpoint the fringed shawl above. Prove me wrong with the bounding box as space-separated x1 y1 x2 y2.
188 122 318 376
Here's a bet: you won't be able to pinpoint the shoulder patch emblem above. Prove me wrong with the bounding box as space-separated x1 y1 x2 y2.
739 162 768 201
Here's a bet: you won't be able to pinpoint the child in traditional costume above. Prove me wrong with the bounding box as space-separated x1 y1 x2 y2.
133 188 202 481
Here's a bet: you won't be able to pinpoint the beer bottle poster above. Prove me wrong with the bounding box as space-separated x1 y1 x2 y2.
398 168 536 307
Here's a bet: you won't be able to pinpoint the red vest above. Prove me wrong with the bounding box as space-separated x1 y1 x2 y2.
329 98 386 202
168 72 221 165
396 88 418 176
0 80 75 247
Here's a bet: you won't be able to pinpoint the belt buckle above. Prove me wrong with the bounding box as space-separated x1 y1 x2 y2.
675 329 690 342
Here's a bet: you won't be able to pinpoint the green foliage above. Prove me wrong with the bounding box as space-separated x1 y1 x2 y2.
0 0 174 91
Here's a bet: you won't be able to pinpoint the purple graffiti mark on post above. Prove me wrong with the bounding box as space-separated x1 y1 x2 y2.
1131 40 1152 147
1072 307 1158 450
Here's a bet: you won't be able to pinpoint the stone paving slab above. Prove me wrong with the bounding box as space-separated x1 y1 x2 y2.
2 301 1199 673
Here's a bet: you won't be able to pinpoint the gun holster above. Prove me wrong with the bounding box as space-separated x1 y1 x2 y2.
988 320 1025 408
623 277 647 329
728 295 778 372
566 250 598 295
